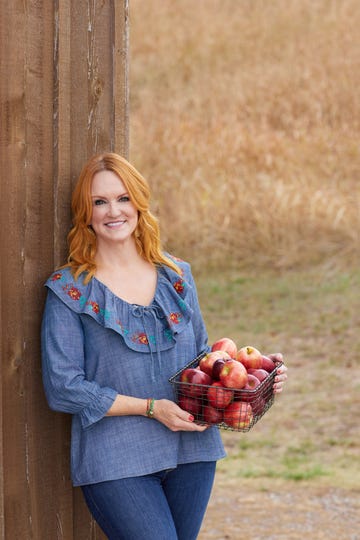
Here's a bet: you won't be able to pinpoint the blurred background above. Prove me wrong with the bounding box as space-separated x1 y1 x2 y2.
129 2 359 538
129 0 360 272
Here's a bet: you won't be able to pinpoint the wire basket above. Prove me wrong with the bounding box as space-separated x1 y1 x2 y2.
169 352 281 432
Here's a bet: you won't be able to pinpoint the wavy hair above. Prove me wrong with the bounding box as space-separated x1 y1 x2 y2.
64 152 181 282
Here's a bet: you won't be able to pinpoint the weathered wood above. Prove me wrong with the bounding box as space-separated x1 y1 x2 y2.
0 0 129 537
1 1 36 536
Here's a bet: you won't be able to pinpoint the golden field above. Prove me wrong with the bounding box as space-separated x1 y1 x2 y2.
128 4 360 538
129 0 360 271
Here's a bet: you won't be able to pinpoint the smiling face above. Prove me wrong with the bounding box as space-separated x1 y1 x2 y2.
90 170 139 248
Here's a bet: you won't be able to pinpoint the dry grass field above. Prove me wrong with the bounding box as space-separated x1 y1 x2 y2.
129 0 360 272
129 2 360 538
196 267 360 539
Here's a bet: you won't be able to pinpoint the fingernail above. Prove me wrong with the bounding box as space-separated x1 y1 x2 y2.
188 415 194 422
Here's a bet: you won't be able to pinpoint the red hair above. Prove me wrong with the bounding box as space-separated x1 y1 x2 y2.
64 152 181 282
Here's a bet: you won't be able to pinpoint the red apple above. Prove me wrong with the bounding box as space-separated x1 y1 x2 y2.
224 401 253 430
234 374 261 402
236 346 263 369
178 395 202 416
211 337 238 359
179 368 212 398
261 355 276 372
203 404 223 424
212 359 227 380
219 359 248 389
207 381 234 409
244 373 261 390
199 351 230 376
247 368 269 382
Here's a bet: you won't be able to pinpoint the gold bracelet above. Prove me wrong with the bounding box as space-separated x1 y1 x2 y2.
146 398 155 418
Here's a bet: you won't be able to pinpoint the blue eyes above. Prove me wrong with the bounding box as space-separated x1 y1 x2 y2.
94 196 130 206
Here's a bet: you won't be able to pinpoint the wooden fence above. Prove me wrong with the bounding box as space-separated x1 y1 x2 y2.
0 1 129 537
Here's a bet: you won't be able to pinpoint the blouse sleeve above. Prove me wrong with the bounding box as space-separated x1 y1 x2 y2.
41 289 118 430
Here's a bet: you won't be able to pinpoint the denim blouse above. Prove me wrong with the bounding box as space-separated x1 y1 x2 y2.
41 257 226 486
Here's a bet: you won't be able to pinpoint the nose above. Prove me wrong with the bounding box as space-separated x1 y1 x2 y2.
107 200 121 217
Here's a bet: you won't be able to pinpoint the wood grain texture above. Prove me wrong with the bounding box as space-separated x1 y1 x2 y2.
0 1 128 537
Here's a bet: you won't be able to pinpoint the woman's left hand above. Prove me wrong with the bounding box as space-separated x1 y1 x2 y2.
268 353 288 394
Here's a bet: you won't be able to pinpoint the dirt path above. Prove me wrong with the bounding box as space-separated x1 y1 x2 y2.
199 480 360 540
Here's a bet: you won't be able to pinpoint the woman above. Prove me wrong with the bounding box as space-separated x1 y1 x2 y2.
41 152 288 540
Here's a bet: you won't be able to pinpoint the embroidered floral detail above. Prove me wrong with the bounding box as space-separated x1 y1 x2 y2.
47 261 192 351
87 300 100 314
164 329 173 341
168 312 183 325
101 308 111 320
173 279 185 294
131 332 149 345
116 319 129 335
177 298 187 311
59 280 111 319
64 285 82 301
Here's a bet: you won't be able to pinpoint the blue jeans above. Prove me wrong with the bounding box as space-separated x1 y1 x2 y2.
81 461 216 540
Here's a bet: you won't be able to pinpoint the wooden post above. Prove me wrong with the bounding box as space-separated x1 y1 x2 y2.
0 1 129 537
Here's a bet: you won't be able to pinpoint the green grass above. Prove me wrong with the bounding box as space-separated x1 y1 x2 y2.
196 265 360 362
195 265 360 489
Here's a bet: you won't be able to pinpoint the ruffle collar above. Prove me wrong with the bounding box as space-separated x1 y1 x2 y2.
45 262 194 353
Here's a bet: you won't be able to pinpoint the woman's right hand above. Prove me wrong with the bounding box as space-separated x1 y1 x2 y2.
152 399 208 432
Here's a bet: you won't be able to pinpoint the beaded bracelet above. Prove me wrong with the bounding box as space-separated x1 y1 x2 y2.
146 398 155 418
